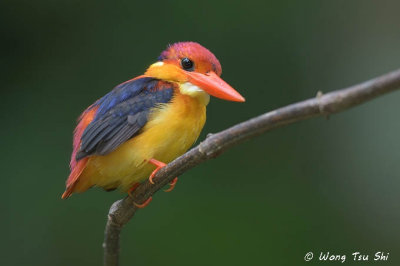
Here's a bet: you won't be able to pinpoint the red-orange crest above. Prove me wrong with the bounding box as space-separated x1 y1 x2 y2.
158 42 222 76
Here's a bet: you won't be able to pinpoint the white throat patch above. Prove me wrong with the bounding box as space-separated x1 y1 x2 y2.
180 82 210 105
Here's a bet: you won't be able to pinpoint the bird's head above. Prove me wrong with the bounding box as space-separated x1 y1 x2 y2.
145 42 245 103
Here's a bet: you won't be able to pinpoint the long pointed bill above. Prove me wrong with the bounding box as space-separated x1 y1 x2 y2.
186 71 245 102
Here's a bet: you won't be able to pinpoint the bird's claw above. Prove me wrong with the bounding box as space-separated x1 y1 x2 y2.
164 177 178 192
149 171 157 184
133 197 153 208
128 183 152 208
127 183 140 197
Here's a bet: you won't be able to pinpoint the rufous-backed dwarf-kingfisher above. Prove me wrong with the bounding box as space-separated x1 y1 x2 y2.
62 42 245 207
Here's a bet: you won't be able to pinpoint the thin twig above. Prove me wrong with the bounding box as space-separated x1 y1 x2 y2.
103 68 400 266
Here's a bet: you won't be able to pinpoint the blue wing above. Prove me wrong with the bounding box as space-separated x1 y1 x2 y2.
76 77 175 160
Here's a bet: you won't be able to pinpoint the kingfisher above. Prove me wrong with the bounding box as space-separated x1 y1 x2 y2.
62 42 245 207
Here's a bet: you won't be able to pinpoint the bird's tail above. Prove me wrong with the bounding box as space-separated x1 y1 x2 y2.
61 158 89 199
62 106 97 199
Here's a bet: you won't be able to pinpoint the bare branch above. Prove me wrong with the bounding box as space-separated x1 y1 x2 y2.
104 68 400 266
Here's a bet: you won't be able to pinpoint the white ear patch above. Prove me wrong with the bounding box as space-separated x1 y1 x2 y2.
150 61 164 67
180 82 210 105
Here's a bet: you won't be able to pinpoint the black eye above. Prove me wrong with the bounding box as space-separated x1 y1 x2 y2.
181 58 194 71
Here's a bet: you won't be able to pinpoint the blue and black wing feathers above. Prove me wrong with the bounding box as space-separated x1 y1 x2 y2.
76 77 174 160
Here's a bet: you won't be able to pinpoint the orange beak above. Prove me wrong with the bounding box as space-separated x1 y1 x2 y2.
186 71 245 102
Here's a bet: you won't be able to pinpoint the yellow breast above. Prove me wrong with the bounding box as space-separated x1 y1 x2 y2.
76 87 207 192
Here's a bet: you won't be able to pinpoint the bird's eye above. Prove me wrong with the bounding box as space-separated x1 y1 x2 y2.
181 58 194 71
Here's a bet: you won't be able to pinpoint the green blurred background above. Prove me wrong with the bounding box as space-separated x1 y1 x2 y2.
1 0 400 265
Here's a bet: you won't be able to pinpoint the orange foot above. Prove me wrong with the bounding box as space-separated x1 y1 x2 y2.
148 158 166 184
148 158 179 192
128 182 153 208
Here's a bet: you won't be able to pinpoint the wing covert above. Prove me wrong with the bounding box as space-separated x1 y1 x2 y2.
76 77 174 160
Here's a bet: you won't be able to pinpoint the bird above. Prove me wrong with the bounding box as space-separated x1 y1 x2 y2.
61 42 245 207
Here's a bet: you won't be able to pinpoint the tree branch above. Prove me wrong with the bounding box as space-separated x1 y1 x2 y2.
103 68 400 266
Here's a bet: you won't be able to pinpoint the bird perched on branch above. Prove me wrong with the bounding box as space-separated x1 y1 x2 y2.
62 42 245 206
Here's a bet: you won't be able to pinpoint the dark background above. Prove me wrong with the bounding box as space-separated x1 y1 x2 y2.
1 1 400 265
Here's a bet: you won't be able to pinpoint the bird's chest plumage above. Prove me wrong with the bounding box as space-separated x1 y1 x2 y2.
135 91 207 162
84 91 207 191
